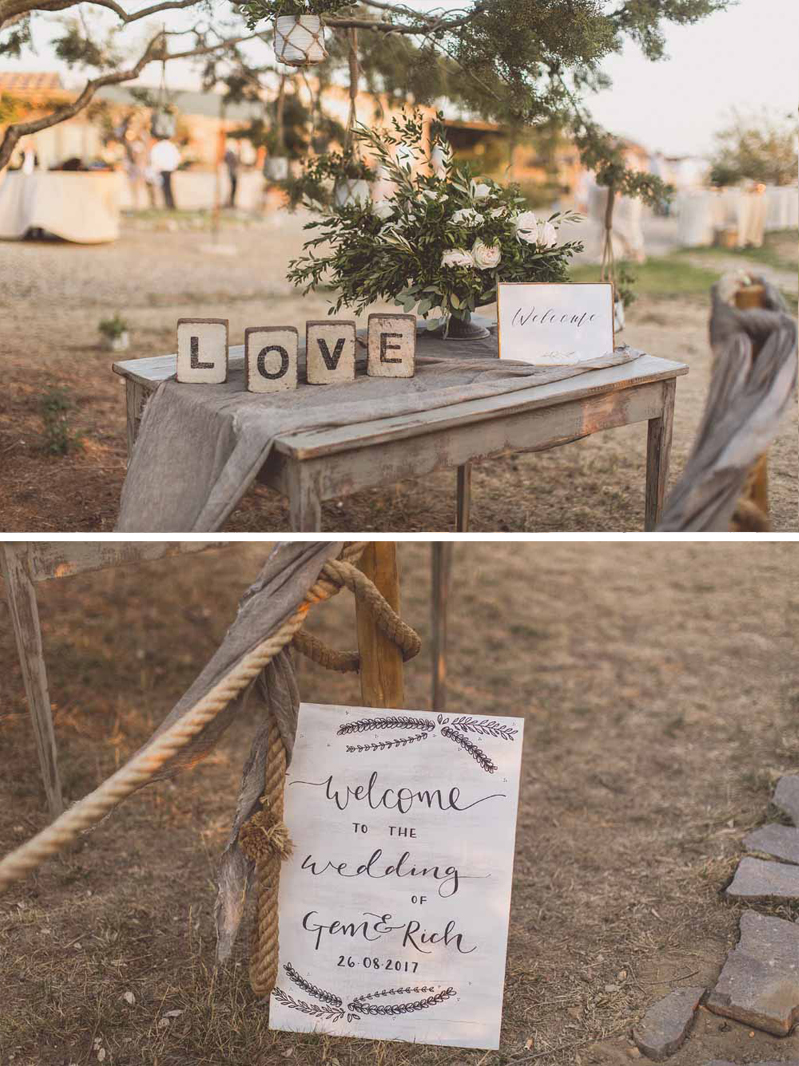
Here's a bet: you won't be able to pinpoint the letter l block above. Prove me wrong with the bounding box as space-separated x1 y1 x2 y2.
176 318 228 384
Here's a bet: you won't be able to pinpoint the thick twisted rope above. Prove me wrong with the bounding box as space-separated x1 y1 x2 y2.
291 560 421 672
0 542 368 894
243 727 289 997
245 555 421 998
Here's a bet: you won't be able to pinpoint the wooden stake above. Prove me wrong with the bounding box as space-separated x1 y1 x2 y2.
356 543 404 709
431 544 453 713
734 284 770 526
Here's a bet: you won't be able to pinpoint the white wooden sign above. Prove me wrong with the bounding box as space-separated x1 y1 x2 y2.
269 703 524 1051
497 282 615 365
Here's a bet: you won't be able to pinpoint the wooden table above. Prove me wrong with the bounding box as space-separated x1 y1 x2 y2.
114 347 688 532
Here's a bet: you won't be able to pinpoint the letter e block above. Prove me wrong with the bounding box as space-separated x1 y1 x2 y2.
306 320 356 385
176 318 228 384
245 327 299 394
367 314 416 378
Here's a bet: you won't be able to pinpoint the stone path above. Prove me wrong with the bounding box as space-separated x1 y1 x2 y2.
706 911 799 1037
633 777 799 1062
632 986 705 1061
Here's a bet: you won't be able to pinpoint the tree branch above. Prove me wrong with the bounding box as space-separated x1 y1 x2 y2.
0 30 260 170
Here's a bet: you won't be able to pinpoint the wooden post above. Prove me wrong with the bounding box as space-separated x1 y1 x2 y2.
356 543 404 709
0 545 64 818
734 284 770 527
431 544 453 713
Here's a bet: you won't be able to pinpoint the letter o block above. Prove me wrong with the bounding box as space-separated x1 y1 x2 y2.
306 320 357 386
246 327 299 394
368 314 416 378
176 318 228 384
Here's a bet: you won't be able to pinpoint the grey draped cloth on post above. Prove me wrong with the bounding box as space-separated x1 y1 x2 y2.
126 542 343 960
116 328 642 532
658 278 797 532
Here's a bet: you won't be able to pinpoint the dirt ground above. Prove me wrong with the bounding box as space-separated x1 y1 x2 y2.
1 217 796 533
2 542 798 1065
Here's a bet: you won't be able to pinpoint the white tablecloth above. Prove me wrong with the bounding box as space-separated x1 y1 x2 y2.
0 170 122 243
765 185 798 232
676 188 768 248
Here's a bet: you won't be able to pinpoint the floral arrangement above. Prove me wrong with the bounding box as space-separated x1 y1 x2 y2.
98 312 129 339
288 112 583 333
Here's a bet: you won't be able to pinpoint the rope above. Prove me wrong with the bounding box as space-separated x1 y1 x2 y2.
0 542 368 894
245 727 288 997
293 629 359 674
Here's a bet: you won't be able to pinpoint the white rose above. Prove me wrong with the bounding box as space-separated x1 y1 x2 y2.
537 220 558 248
490 206 508 219
441 249 476 269
514 210 539 241
472 239 502 271
373 200 394 221
471 180 492 200
450 207 483 228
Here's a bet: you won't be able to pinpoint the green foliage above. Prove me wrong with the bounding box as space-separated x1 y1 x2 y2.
709 109 799 187
288 111 583 326
98 312 128 339
39 386 83 456
52 21 109 68
0 93 22 126
614 263 638 309
238 0 347 30
0 15 32 59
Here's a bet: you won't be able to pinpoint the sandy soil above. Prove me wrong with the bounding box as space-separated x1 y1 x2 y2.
1 217 795 533
1 542 798 1065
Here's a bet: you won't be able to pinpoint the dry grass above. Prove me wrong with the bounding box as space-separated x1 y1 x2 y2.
1 542 798 1065
1 218 796 533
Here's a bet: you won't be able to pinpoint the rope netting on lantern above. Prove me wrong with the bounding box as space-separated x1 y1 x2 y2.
0 542 422 1000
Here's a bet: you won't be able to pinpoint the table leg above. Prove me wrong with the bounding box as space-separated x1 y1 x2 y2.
125 379 148 458
431 543 454 712
645 378 677 532
0 545 64 819
287 467 323 532
457 463 472 533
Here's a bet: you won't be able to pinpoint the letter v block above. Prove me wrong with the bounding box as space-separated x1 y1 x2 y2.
367 313 416 378
306 320 357 386
176 318 228 384
246 326 299 394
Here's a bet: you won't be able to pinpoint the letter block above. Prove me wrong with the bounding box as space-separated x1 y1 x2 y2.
176 318 228 384
367 313 416 379
306 320 357 386
245 326 299 394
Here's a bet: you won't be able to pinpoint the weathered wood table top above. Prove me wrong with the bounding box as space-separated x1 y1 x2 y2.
114 345 688 532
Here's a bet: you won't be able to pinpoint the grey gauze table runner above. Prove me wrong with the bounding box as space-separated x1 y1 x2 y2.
117 327 641 532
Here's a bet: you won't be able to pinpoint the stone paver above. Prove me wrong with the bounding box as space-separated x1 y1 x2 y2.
706 911 799 1036
743 824 799 866
632 986 705 1061
774 776 799 826
726 857 799 902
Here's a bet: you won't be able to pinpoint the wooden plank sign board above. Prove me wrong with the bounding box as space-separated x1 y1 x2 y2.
270 703 524 1051
497 282 615 365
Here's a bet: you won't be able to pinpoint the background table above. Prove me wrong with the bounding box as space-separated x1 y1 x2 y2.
114 348 688 532
0 170 122 243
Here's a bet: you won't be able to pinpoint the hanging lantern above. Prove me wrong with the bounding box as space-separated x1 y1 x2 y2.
263 156 290 181
150 54 176 139
273 15 327 66
150 109 176 140
333 178 371 207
